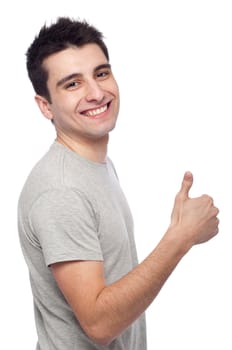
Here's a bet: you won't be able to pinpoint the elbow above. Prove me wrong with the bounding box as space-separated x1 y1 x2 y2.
84 323 116 346
92 336 114 347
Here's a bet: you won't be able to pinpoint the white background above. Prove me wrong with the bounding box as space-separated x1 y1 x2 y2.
1 0 231 349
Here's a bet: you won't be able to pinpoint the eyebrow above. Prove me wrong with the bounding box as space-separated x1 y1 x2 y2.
56 63 112 88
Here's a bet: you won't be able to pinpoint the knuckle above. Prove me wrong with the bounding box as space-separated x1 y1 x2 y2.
202 194 213 202
201 194 209 199
213 206 219 216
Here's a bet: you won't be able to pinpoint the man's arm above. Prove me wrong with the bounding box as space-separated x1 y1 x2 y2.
51 172 219 346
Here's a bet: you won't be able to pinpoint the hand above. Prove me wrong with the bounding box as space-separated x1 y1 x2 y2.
170 172 219 246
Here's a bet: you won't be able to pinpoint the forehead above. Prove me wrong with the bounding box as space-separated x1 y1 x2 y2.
43 44 108 81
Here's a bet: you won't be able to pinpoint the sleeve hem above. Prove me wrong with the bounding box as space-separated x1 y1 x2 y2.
46 254 104 267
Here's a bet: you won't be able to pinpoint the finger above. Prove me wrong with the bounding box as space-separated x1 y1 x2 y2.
201 194 213 204
178 171 193 200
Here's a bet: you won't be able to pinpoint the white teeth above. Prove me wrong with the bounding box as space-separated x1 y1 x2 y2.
84 104 107 117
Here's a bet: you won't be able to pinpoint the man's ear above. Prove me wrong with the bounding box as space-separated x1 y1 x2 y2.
35 95 54 121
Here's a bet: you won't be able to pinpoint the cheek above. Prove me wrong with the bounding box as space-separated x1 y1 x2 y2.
113 86 120 109
112 80 120 96
51 95 76 115
104 77 119 97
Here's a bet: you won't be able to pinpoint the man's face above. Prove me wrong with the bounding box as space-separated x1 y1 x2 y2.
39 44 120 142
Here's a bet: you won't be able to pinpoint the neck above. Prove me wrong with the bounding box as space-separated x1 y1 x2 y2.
56 133 109 163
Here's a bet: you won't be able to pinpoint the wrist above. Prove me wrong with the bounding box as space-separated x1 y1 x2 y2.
163 225 194 256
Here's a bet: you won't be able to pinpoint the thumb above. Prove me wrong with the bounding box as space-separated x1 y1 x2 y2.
178 171 193 199
170 171 193 225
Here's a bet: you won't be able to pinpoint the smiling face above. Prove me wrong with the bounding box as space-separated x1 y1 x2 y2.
36 44 120 144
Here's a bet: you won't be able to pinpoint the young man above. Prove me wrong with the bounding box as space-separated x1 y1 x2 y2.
18 17 219 350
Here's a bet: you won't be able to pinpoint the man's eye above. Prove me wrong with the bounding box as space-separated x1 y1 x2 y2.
66 81 79 89
96 71 110 79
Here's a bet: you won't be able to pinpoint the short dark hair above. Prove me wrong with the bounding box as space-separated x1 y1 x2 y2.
26 17 109 101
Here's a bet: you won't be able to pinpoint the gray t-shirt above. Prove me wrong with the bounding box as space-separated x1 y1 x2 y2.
18 142 146 350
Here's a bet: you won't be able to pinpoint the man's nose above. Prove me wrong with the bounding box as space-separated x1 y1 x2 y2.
85 80 104 102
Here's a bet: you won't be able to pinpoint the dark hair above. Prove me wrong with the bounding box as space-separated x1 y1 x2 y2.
26 17 109 102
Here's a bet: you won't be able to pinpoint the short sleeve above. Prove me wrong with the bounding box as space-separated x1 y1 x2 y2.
29 188 103 266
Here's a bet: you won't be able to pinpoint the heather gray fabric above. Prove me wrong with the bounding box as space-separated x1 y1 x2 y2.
18 142 146 350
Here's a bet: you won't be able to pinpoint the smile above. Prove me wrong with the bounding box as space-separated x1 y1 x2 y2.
82 103 109 117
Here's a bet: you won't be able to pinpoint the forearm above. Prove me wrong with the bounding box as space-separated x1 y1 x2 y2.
87 228 191 345
81 170 220 345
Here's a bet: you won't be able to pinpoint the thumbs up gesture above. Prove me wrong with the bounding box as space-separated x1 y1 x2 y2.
170 172 219 247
